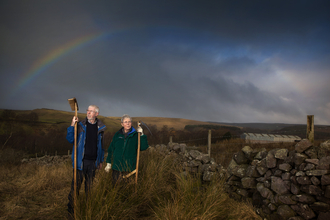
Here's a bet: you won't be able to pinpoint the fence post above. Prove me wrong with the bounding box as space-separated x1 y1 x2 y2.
208 130 211 156
170 136 173 145
307 115 314 143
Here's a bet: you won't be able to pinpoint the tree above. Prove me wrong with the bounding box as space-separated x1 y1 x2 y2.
223 132 232 140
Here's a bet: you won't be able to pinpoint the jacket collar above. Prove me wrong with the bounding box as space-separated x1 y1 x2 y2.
119 126 136 136
80 117 106 132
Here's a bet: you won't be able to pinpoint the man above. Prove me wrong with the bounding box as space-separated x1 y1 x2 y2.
66 105 106 216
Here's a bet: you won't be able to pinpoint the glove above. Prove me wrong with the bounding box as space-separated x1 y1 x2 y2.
105 163 111 172
137 127 144 136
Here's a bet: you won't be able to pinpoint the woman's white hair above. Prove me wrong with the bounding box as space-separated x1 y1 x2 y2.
121 114 131 123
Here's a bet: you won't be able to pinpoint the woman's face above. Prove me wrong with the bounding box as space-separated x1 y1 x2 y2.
121 117 132 132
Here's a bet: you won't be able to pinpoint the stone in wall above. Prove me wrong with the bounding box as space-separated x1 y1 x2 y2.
233 151 249 164
317 140 330 158
277 205 296 219
295 139 313 153
318 212 330 220
317 156 330 170
291 203 316 220
271 176 289 195
241 145 255 160
266 150 277 168
305 147 318 159
275 149 289 160
255 148 268 160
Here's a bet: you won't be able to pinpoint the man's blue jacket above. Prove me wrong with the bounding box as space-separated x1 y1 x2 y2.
66 117 106 170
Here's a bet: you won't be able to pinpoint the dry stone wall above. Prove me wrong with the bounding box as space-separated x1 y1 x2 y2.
149 142 225 181
225 139 330 220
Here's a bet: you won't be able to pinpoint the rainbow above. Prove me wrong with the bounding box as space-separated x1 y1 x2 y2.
13 32 108 94
10 26 173 97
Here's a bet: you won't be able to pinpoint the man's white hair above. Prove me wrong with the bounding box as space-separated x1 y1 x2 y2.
89 105 99 113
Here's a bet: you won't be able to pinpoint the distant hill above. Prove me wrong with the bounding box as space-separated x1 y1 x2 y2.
215 122 304 131
0 108 246 156
0 108 236 132
1 108 329 156
215 122 330 140
2 108 329 138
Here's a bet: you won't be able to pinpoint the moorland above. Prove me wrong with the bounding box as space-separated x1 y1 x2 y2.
0 108 329 219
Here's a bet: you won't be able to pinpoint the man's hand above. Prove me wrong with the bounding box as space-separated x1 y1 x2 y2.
137 127 144 136
98 163 103 170
71 116 78 126
105 163 111 172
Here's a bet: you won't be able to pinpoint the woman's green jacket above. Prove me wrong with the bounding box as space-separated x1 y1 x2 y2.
106 127 149 172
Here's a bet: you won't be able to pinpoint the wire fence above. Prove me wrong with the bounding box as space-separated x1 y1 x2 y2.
168 127 330 146
33 119 330 157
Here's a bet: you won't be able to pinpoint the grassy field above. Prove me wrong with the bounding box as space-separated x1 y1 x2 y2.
0 137 325 219
0 138 310 220
0 141 263 220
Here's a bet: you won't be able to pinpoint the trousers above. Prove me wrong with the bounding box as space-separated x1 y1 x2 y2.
112 169 133 185
67 159 96 214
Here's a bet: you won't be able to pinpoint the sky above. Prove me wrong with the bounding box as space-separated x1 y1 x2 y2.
1 0 330 125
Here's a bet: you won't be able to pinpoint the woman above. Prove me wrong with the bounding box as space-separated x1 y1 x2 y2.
105 114 149 184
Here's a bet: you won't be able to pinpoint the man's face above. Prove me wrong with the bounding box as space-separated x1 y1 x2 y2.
87 106 98 120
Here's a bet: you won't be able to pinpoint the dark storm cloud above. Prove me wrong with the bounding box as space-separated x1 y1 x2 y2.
82 1 330 41
38 37 299 121
0 0 329 124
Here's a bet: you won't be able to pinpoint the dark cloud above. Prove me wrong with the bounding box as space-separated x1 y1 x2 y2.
0 0 329 124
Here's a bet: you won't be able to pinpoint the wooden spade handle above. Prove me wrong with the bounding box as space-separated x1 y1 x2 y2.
135 121 141 184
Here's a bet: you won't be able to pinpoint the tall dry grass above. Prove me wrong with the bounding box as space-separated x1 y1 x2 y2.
0 143 261 219
0 159 71 219
74 149 260 220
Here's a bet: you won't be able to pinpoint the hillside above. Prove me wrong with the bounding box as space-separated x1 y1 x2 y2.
2 108 328 157
2 108 329 139
0 108 235 132
0 108 243 155
110 116 234 130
